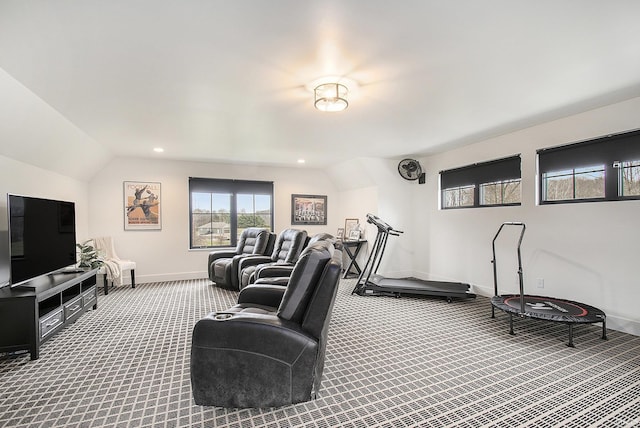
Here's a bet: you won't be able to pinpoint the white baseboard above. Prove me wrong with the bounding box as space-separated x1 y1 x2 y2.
97 271 208 286
135 271 208 284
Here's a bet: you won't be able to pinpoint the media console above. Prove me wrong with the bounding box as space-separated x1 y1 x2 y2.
0 269 98 360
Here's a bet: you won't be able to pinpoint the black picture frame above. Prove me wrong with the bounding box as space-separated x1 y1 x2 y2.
291 194 327 225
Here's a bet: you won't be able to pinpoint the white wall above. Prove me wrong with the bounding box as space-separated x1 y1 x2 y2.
88 157 341 283
0 154 90 238
328 157 416 277
0 68 111 181
414 96 640 335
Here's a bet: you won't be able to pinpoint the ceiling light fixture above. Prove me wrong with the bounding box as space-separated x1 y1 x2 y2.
314 82 348 112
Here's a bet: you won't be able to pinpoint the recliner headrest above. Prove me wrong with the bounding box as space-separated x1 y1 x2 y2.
236 227 270 255
270 228 308 263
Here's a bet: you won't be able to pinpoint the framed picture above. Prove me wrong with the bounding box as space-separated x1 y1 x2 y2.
344 218 359 238
291 194 327 225
124 181 161 230
348 229 361 240
336 228 345 240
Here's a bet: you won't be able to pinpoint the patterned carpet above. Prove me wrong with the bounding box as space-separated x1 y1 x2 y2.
0 278 639 428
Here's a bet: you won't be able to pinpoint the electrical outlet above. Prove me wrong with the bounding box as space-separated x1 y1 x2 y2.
537 278 544 289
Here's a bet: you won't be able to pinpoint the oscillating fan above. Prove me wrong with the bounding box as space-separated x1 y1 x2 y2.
397 158 425 183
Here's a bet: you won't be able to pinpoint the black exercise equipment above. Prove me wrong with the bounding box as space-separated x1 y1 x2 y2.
351 214 476 302
491 222 607 347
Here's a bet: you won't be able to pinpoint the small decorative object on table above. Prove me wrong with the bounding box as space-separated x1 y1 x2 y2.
344 218 359 239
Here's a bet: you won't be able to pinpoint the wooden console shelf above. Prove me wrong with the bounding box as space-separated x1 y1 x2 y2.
0 269 98 360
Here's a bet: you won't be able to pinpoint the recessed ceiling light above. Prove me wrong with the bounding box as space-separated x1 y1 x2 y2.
297 159 305 164
153 147 164 153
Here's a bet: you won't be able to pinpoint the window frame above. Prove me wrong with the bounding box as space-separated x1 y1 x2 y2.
537 128 640 205
440 155 522 209
189 177 274 249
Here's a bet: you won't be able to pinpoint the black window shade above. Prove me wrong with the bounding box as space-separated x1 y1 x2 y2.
440 155 521 189
538 129 640 174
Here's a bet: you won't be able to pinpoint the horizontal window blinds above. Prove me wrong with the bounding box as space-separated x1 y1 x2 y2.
538 129 640 173
440 155 521 189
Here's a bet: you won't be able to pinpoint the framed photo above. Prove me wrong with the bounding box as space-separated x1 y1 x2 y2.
348 229 361 240
124 181 161 230
291 194 327 225
344 218 359 238
336 228 345 240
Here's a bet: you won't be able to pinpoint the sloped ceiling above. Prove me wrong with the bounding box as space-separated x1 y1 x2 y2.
1 1 640 180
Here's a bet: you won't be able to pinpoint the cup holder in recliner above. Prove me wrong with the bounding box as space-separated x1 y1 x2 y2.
213 313 233 321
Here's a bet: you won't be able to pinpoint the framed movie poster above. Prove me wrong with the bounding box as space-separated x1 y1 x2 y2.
124 181 161 230
291 194 327 225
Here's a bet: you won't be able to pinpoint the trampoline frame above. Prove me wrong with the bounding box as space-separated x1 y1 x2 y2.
491 222 607 347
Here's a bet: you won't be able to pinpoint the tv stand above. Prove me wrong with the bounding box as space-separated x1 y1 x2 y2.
0 269 98 360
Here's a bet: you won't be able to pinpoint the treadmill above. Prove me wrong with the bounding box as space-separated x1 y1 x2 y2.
351 214 476 302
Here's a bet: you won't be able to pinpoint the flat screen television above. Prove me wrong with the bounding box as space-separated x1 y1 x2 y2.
7 194 77 286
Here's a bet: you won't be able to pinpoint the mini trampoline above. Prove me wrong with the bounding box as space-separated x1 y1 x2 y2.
491 222 607 347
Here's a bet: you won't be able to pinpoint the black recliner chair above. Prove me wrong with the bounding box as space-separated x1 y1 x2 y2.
237 228 307 289
252 232 336 287
190 240 342 408
207 227 271 290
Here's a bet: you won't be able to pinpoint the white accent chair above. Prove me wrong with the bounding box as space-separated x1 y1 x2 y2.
93 236 136 295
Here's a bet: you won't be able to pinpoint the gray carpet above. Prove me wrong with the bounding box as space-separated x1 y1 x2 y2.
0 278 639 428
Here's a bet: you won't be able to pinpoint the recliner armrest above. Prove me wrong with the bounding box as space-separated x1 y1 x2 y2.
238 284 286 308
208 250 238 265
237 255 272 271
255 264 295 279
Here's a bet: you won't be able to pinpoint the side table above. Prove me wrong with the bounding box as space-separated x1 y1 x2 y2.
341 239 367 279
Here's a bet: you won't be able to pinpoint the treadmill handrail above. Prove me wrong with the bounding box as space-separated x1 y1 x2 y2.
366 213 403 234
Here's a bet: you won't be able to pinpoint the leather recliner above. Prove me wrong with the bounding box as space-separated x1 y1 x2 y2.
191 240 342 408
207 227 271 290
252 232 336 287
237 228 307 289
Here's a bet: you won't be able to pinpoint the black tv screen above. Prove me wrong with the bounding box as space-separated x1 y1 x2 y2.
8 194 76 285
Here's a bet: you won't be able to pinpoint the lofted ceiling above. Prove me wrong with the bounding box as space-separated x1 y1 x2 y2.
1 0 640 179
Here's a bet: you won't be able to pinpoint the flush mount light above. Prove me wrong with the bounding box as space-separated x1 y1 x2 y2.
314 82 348 112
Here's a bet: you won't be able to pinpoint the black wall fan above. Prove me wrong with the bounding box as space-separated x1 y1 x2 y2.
398 158 426 184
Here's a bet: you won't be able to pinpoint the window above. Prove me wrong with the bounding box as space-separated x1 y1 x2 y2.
542 166 605 201
619 160 640 197
443 185 474 208
440 155 521 209
189 177 273 249
538 129 640 204
480 179 522 205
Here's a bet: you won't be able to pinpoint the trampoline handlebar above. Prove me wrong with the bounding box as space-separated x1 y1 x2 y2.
491 222 527 309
